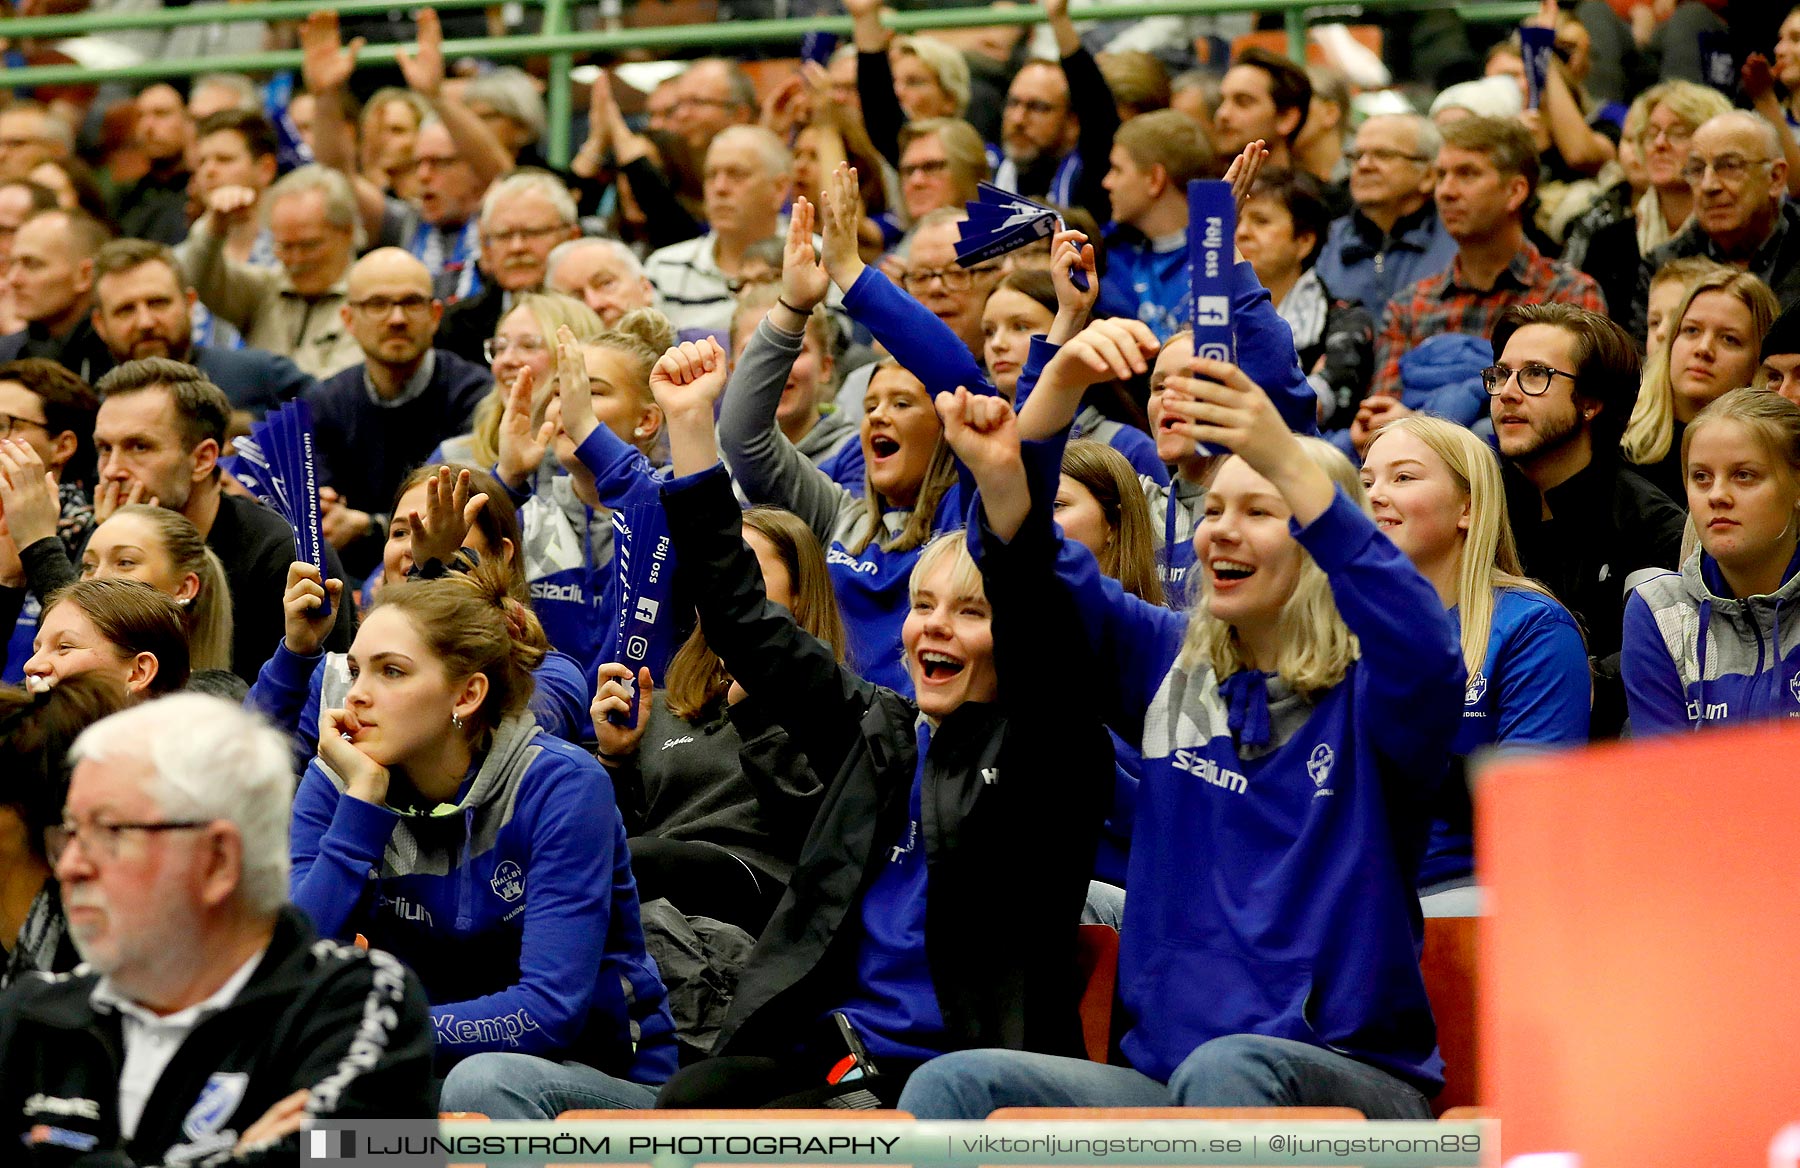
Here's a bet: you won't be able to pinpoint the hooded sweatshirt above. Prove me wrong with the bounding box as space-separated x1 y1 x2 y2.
290 714 677 1082
1622 545 1800 733
989 437 1464 1092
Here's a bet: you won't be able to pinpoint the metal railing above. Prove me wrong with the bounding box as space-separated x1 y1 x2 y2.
0 0 1538 164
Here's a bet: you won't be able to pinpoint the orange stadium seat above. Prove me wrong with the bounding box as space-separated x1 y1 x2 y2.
1421 914 1480 1116
1074 924 1119 1064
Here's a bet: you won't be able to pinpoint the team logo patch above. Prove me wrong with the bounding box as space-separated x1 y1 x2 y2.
1791 674 1800 705
183 1072 249 1140
1465 671 1488 706
491 860 525 902
1307 743 1335 789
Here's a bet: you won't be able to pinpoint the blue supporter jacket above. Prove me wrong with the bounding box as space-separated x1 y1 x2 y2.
1096 225 1190 342
290 715 678 1082
1420 588 1589 888
1622 547 1800 733
995 438 1463 1092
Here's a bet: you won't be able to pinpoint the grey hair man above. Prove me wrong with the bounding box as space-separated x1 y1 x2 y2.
0 695 434 1163
438 169 582 364
644 125 792 338
183 164 364 377
548 236 657 326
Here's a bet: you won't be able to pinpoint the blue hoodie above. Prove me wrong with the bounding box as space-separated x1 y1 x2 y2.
995 440 1463 1091
1622 546 1800 733
1096 225 1190 343
1419 588 1589 889
290 715 678 1081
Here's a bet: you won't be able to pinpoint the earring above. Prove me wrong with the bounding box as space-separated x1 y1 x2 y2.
634 427 648 437
451 713 464 730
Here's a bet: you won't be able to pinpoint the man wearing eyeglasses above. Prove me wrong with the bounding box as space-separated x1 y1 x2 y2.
1314 114 1458 314
0 694 435 1164
1488 303 1685 738
436 172 583 366
1633 110 1800 339
669 60 758 159
993 0 1119 226
305 249 489 572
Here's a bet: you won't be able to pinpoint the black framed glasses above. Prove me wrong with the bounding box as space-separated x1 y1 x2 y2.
899 264 999 293
49 818 214 864
1480 362 1578 396
348 294 433 317
0 410 48 438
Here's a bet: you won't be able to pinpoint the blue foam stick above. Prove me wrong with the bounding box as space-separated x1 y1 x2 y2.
954 214 1057 266
1186 179 1237 456
801 30 839 66
607 505 674 729
1519 26 1554 110
288 400 331 617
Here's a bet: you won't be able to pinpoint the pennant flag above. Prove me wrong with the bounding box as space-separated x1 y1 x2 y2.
1519 26 1554 110
954 182 1089 290
236 400 332 616
607 504 676 728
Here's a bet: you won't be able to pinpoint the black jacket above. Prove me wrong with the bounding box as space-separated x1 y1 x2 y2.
662 464 1112 1064
0 906 435 1167
0 316 116 385
1632 200 1800 339
438 283 507 367
1503 454 1686 736
208 491 356 684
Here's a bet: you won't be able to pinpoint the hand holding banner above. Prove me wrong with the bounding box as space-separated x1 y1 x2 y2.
954 183 1089 290
1518 26 1554 110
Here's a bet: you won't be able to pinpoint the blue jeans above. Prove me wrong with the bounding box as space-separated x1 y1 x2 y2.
898 1036 1433 1119
440 1052 660 1118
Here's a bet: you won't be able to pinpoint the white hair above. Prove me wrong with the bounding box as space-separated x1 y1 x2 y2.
464 67 548 143
192 73 261 113
480 169 578 229
708 124 793 180
267 163 366 248
548 235 644 281
69 695 294 916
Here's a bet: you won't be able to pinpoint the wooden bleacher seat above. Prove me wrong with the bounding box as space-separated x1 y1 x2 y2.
1074 924 1118 1064
1421 914 1479 1116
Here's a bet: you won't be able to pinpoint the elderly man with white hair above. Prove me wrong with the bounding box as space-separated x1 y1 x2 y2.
547 236 658 326
0 695 435 1164
645 124 792 340
1633 109 1800 337
184 164 366 378
437 170 583 364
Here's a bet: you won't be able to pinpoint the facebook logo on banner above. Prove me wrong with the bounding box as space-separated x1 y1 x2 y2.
635 597 660 623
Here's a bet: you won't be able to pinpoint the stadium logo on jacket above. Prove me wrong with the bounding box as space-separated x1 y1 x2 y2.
1464 671 1487 707
1307 744 1335 793
491 860 525 902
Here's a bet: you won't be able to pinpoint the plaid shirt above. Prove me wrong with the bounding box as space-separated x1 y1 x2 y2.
1370 240 1605 399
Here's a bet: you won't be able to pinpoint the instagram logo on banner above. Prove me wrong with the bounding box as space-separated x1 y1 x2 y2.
1198 343 1231 361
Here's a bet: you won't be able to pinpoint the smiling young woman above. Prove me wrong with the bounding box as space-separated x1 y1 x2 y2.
1624 388 1800 733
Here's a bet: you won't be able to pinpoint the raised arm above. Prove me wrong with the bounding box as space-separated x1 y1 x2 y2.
549 325 666 510
1016 317 1162 441
397 9 512 187
300 12 389 241
186 188 281 333
714 198 859 541
655 354 879 777
848 0 904 165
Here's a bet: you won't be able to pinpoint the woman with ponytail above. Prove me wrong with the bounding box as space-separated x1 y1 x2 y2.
250 465 592 765
290 557 677 1114
1360 416 1588 899
79 505 233 673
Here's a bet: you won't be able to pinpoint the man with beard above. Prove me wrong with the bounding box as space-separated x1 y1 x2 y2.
0 695 434 1165
436 171 581 363
306 249 489 574
1488 303 1685 737
993 0 1119 226
91 239 314 419
90 359 354 682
